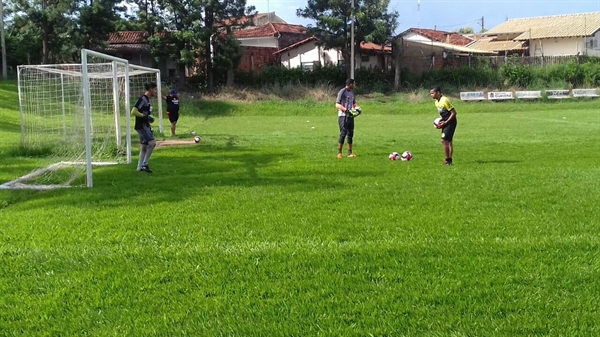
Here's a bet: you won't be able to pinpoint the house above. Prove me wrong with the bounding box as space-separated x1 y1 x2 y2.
233 23 311 71
273 37 392 70
401 28 473 46
481 12 600 56
465 38 527 56
395 28 497 75
104 31 184 78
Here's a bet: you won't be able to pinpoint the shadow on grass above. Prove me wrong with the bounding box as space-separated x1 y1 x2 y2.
184 99 240 120
472 160 521 164
2 142 382 211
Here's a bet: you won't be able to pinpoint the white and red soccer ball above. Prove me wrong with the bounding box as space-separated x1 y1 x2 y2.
434 117 442 128
389 151 413 161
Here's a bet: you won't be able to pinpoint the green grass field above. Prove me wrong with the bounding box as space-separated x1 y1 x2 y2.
1 80 599 336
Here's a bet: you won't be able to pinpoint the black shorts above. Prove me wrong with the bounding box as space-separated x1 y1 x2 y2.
136 125 154 145
338 115 354 133
168 111 179 123
441 120 457 142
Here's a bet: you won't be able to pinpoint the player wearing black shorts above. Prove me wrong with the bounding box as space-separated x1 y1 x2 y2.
430 87 458 165
164 89 180 137
335 78 359 158
131 82 157 173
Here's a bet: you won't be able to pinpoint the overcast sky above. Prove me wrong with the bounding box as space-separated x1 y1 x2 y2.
247 0 600 34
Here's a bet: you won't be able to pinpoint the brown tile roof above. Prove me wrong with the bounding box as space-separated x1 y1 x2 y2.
408 28 473 46
466 39 527 52
485 12 600 40
108 31 150 44
274 36 318 54
360 41 391 52
234 23 307 38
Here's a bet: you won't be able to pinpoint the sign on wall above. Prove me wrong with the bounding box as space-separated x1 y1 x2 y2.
572 89 599 98
546 90 571 99
488 92 514 100
515 91 542 99
460 92 485 101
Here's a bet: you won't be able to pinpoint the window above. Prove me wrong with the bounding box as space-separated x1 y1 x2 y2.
301 61 320 71
361 55 370 62
168 69 176 77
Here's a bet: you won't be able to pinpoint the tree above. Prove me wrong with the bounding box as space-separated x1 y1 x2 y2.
12 0 78 63
297 0 398 77
457 27 474 34
76 0 126 52
203 0 255 91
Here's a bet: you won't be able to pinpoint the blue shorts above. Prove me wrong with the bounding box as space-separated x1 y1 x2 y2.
136 125 154 145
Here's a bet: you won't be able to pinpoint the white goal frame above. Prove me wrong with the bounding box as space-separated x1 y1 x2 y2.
0 49 163 190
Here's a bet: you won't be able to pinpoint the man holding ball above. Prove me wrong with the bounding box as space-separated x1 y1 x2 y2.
131 82 157 173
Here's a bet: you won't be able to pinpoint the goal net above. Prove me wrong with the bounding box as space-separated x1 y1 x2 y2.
0 49 163 190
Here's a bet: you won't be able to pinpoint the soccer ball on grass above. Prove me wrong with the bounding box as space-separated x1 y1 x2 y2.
389 152 400 160
194 136 201 143
401 151 413 161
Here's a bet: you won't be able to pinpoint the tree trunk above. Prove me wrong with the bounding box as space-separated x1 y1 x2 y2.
393 38 402 91
204 8 214 93
0 0 6 79
226 65 234 86
342 51 351 79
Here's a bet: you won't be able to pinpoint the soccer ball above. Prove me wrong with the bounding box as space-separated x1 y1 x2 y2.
401 151 413 161
389 152 400 160
194 136 201 143
433 117 442 128
191 130 197 135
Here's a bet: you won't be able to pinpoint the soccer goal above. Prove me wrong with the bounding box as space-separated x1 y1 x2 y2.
0 49 163 190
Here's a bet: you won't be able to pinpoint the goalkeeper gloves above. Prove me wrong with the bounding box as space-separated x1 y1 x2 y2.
147 114 155 123
349 108 362 117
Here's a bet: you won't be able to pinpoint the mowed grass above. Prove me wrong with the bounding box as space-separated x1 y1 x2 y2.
1 80 600 336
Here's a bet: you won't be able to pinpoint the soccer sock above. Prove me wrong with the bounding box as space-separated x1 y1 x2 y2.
446 158 452 162
138 145 147 169
143 142 156 166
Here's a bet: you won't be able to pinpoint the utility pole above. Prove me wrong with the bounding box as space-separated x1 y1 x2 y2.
478 16 485 32
350 0 355 79
0 0 6 79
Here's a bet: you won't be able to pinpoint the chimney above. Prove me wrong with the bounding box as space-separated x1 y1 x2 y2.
445 33 451 44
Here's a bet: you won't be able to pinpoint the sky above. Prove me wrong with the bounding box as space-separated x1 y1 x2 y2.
247 0 600 35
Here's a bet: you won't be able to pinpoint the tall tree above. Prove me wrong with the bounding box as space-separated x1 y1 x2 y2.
203 0 255 91
76 0 126 52
13 0 78 63
297 0 398 77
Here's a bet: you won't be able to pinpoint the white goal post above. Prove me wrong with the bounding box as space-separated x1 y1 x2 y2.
0 49 163 190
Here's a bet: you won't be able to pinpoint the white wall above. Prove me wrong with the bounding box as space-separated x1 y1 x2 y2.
279 42 385 69
402 31 433 43
529 37 590 56
238 37 278 48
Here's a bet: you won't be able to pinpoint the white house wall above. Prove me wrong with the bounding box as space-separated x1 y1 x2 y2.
279 41 384 69
238 37 278 48
529 37 592 56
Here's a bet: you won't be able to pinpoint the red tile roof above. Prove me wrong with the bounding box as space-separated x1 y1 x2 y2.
274 36 318 54
234 23 307 38
108 31 149 44
360 41 391 52
408 28 472 46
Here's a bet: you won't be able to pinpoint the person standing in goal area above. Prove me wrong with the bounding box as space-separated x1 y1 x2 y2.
131 82 157 173
335 78 360 158
164 89 180 137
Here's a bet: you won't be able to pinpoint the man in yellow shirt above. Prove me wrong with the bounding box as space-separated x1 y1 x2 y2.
430 87 457 165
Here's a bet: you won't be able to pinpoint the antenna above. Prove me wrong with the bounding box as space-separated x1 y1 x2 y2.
418 0 421 28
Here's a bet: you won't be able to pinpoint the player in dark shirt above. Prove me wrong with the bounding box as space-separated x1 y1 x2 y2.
164 89 180 137
131 82 157 173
